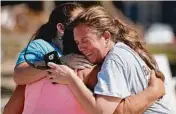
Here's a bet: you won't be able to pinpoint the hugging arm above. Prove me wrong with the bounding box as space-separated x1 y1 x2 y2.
3 85 25 114
60 53 93 69
5 63 95 114
78 67 162 114
13 41 49 85
6 63 164 114
74 68 164 114
113 71 164 114
47 63 165 114
14 52 92 85
14 62 48 85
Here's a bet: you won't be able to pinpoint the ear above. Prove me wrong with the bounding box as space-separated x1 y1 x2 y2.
56 23 65 35
102 31 111 41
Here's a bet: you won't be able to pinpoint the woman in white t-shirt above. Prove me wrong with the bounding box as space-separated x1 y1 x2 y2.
47 6 169 114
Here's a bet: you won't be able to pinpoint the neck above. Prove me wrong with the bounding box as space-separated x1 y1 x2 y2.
52 36 64 53
107 40 115 52
98 41 115 64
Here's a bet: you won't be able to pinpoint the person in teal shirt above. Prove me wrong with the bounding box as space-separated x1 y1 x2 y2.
4 3 92 114
4 3 166 114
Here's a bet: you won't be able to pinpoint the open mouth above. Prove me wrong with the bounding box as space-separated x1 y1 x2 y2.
85 53 92 57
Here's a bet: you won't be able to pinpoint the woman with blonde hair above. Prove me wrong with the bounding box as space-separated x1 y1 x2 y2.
47 5 169 114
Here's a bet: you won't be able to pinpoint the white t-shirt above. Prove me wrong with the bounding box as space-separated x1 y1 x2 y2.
94 42 170 114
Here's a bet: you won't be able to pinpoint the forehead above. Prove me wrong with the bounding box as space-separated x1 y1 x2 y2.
74 23 97 39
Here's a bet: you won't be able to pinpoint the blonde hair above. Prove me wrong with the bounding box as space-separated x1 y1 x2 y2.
72 6 165 81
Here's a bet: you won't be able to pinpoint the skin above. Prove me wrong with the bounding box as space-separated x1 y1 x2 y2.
4 8 92 114
3 65 100 114
46 23 165 114
3 85 25 114
4 23 165 114
13 8 84 85
74 25 113 64
4 11 165 114
13 63 48 85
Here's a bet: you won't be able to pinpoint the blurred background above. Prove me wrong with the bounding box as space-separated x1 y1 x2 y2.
1 1 176 113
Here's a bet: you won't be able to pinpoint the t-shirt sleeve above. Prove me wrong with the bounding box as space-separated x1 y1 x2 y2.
16 41 43 65
94 54 131 98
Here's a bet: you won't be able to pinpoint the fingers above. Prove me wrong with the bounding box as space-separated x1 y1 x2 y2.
47 73 55 79
76 58 92 65
47 62 58 70
74 69 78 75
73 54 86 59
47 73 55 80
74 65 86 70
46 71 57 84
148 70 155 85
61 53 93 70
70 62 92 69
81 63 92 69
46 69 55 74
69 57 93 69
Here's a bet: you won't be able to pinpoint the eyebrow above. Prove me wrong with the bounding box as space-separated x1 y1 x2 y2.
81 36 88 40
75 36 87 41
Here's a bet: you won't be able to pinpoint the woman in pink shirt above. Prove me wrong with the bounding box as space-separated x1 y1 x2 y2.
4 3 165 114
7 3 91 114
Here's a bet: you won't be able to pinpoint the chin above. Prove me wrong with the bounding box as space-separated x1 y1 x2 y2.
89 59 95 64
87 58 95 64
90 59 100 64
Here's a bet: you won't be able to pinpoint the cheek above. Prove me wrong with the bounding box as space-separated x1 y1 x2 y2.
92 46 101 56
94 44 105 57
87 41 102 54
89 44 97 51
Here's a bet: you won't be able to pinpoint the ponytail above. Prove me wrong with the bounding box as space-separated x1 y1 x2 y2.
32 22 57 42
114 19 165 81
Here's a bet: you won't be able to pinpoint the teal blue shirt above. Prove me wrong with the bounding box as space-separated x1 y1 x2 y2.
16 39 62 65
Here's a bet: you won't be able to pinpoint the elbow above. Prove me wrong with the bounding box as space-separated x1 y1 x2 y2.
113 99 132 114
114 99 140 114
13 69 25 85
3 104 10 114
86 105 103 114
13 70 21 85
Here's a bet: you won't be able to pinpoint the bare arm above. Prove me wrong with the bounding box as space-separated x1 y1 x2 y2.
14 62 48 85
76 66 164 114
4 66 93 114
113 70 165 114
3 85 25 114
70 70 164 114
14 52 92 85
113 87 159 114
79 67 164 114
47 63 165 114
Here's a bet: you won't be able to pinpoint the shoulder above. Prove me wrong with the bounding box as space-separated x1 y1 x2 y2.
106 42 140 65
29 39 57 54
30 39 51 48
110 42 135 59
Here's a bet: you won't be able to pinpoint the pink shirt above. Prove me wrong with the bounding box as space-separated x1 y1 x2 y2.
22 78 87 114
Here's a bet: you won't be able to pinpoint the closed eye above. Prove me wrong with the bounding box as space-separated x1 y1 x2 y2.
81 37 89 43
82 40 88 43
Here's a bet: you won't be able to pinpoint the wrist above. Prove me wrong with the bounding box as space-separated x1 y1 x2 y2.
68 73 79 85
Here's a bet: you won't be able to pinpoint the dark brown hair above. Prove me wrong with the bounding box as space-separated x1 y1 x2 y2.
32 2 83 42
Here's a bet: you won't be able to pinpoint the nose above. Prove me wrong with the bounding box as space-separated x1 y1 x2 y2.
78 43 86 53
